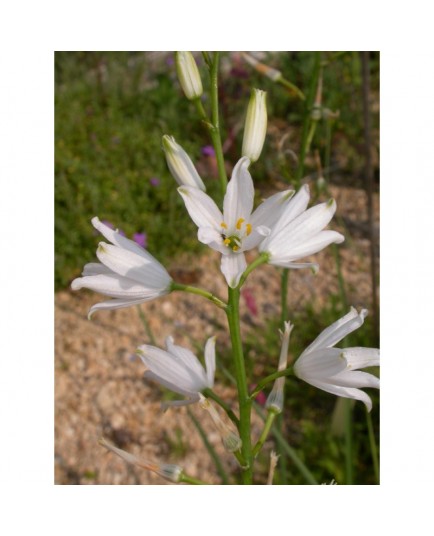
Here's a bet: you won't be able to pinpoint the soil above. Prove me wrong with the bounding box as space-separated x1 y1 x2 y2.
55 184 379 485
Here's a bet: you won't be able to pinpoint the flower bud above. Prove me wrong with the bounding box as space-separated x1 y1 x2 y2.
242 89 267 163
266 321 293 414
162 135 206 190
175 51 203 100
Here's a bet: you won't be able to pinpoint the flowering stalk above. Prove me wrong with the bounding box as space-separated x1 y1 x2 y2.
226 286 253 483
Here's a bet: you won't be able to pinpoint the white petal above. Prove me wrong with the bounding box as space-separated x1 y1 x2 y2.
294 348 347 380
204 337 216 387
220 252 247 288
303 378 374 412
267 184 310 236
333 370 380 389
250 189 295 230
242 225 270 250
164 337 208 387
262 199 337 255
92 217 156 262
88 295 165 318
81 262 113 276
223 157 254 230
343 347 380 369
268 259 319 272
139 345 202 392
178 186 223 229
161 396 199 409
275 230 345 261
96 243 171 288
304 308 367 354
144 370 196 398
71 273 161 299
197 227 228 254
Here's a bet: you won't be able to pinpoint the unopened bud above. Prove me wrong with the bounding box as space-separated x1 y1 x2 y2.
242 89 267 163
199 394 242 453
99 437 183 483
162 135 206 190
266 321 293 413
175 51 203 100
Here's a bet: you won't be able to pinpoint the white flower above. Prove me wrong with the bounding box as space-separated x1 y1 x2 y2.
71 217 172 317
175 51 203 100
162 135 206 190
259 184 345 271
293 308 380 411
242 89 267 163
137 336 216 407
178 156 295 287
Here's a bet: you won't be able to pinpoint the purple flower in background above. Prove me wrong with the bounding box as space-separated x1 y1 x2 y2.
133 232 147 249
201 145 215 157
150 177 160 187
242 287 258 317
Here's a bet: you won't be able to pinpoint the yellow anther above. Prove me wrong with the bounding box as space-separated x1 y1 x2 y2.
232 245 240 252
220 222 228 229
224 238 231 246
246 223 252 236
236 218 245 230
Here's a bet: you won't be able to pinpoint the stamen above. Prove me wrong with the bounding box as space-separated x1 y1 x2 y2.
220 222 228 229
224 238 231 246
246 223 252 236
232 245 240 252
236 218 245 230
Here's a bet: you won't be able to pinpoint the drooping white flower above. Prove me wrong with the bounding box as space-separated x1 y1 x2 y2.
259 184 345 271
242 89 267 163
162 135 206 190
71 217 172 318
178 156 295 287
137 336 216 407
293 308 380 411
266 321 293 413
175 51 203 100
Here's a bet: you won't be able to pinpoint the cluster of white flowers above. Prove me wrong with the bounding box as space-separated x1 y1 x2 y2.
72 51 380 482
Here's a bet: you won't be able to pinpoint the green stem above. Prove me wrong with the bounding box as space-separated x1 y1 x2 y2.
202 387 240 427
366 408 379 484
179 473 208 485
252 410 278 458
209 52 227 198
237 252 269 288
226 286 253 484
136 305 156 345
344 398 354 484
250 367 294 399
171 282 227 309
296 52 321 182
187 407 230 485
254 404 318 484
278 77 306 100
280 268 289 327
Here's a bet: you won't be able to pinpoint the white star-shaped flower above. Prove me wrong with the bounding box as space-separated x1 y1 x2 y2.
178 156 294 287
